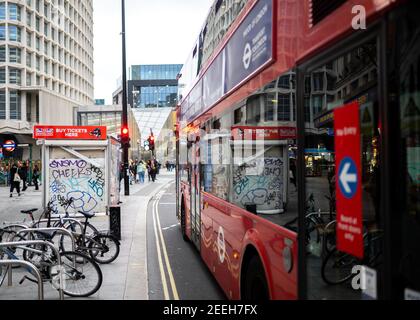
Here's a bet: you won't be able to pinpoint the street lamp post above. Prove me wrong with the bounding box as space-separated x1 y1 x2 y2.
121 0 129 196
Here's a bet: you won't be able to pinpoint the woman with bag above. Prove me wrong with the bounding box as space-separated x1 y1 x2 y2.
9 162 21 197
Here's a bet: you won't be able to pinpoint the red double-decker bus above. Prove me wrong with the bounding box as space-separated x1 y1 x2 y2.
176 0 420 300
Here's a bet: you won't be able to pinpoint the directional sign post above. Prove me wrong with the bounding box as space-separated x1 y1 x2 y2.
334 102 364 259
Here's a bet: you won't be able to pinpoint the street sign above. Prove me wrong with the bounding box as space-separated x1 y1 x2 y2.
33 126 107 140
334 101 364 259
3 140 16 152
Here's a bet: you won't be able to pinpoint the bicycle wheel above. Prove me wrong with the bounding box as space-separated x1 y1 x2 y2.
59 251 103 297
321 248 360 285
2 225 27 242
59 221 98 253
88 235 120 264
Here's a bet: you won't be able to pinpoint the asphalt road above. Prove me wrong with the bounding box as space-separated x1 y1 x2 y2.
147 181 226 300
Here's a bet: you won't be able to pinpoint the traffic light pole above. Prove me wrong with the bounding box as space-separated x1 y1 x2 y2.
121 0 129 196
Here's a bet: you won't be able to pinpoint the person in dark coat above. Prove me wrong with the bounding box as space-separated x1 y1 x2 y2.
9 162 21 197
20 162 28 191
32 164 40 191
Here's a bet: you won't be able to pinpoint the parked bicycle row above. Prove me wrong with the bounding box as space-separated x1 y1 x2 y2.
0 197 120 299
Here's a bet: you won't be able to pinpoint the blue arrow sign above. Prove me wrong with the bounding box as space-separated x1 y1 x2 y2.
338 157 358 199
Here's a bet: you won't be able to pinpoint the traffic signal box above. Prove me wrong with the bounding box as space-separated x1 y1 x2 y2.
121 127 131 149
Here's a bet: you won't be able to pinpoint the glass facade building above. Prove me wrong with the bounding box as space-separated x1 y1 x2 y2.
125 64 182 109
135 85 178 108
131 64 182 81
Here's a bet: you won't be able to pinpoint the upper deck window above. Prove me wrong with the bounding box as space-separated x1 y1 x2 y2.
310 0 346 27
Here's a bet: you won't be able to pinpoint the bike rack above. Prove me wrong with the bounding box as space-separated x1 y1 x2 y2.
17 228 76 252
0 240 64 300
0 260 44 300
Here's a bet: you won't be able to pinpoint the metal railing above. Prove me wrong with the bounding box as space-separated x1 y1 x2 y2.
0 260 44 300
17 228 76 252
0 240 64 300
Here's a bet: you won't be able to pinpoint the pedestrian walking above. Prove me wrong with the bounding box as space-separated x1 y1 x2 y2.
147 160 152 182
137 161 146 184
32 164 40 191
20 162 28 191
9 162 21 197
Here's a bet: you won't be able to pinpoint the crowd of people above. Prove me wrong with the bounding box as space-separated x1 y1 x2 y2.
120 158 162 185
0 161 41 197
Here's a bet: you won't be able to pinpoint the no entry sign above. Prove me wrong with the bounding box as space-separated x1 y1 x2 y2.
33 126 107 140
334 102 364 259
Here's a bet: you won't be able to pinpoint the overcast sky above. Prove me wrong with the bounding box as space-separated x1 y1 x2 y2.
93 0 214 104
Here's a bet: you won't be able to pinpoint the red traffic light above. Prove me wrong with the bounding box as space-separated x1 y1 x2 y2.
121 127 129 136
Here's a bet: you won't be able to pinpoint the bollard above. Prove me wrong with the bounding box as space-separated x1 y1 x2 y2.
109 206 121 240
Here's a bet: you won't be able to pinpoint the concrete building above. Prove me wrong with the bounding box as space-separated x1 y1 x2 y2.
0 0 94 162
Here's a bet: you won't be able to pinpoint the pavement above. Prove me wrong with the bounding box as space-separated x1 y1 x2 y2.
0 170 176 300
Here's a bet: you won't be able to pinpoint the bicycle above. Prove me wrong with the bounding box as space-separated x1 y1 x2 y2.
0 228 103 298
59 209 120 265
321 222 383 285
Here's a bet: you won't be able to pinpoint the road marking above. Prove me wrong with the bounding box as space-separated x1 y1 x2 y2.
154 198 180 300
152 200 170 300
162 223 180 231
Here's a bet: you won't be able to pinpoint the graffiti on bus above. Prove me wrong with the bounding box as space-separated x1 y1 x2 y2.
233 158 284 212
48 158 105 214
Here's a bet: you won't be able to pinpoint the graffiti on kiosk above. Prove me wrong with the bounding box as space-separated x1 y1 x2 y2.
49 158 105 214
233 158 284 211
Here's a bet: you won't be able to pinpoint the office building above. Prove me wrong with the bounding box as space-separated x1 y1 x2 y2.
0 0 94 162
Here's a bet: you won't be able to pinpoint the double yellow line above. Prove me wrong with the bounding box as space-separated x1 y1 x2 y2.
152 191 179 300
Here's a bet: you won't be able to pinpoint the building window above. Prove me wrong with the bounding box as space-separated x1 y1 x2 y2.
26 53 32 67
0 25 6 41
278 75 290 89
26 31 32 47
36 55 40 71
26 72 32 86
9 68 21 84
278 94 291 121
26 11 32 25
9 47 21 63
8 4 21 21
0 3 5 20
313 72 324 91
0 46 5 62
8 26 21 42
35 16 40 32
0 90 5 119
10 91 21 120
0 68 5 84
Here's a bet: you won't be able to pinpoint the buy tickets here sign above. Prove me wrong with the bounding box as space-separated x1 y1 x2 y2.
33 126 107 140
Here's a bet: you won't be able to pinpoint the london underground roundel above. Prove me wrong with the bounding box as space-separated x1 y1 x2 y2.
3 140 16 152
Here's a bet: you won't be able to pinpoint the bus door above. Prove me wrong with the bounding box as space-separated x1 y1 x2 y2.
300 34 384 300
189 136 201 250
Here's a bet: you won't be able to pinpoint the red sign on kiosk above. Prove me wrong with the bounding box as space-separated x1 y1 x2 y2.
334 102 364 259
33 126 107 140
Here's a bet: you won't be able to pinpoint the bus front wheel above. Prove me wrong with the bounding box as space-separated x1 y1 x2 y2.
242 255 269 300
